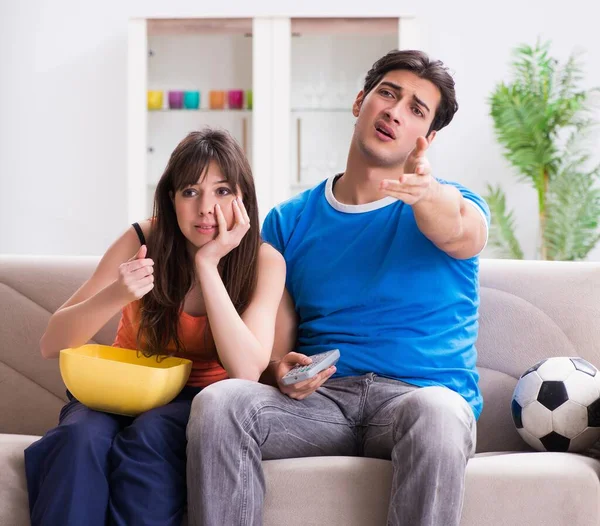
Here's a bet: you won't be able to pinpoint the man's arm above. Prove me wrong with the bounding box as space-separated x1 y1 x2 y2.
380 136 488 260
412 181 487 259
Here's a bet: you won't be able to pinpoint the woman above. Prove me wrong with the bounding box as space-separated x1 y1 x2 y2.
24 128 286 526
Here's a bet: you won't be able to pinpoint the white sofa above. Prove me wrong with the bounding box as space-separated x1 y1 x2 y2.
1 256 600 525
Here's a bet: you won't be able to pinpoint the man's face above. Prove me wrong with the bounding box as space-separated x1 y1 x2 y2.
352 69 441 168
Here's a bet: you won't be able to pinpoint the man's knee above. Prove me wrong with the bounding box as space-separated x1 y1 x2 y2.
190 379 264 418
403 387 475 453
187 379 277 442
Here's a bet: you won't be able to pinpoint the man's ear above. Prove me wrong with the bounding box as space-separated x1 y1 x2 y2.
426 130 437 145
352 90 365 117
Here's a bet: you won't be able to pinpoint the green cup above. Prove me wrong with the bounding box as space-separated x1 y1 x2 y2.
184 91 200 109
245 90 253 110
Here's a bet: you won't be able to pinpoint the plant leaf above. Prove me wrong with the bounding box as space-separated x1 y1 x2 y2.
544 162 600 261
483 184 524 259
489 39 600 260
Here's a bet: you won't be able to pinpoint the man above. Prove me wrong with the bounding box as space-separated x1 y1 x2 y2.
187 49 490 526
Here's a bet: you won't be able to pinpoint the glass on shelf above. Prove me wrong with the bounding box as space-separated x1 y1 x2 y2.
148 108 252 112
289 17 398 198
298 153 341 186
291 107 350 113
292 74 354 111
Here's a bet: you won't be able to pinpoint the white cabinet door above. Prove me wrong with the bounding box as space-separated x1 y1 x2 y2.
127 17 256 221
127 16 418 222
283 16 418 200
251 17 290 223
127 18 148 224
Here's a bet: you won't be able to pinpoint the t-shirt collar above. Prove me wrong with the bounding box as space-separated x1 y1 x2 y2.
325 174 397 214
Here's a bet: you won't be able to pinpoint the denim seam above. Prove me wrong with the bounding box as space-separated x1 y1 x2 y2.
466 413 477 456
239 433 249 525
357 377 371 425
365 387 417 430
240 403 349 430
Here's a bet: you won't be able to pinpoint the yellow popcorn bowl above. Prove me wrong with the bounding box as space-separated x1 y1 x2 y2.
59 344 192 417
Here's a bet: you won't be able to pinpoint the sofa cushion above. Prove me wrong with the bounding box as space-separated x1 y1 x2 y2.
263 453 600 526
3 255 600 456
2 434 599 526
474 260 600 453
0 434 37 526
477 367 528 453
462 452 600 526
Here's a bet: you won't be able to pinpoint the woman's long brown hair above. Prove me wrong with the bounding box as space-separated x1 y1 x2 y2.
137 128 261 357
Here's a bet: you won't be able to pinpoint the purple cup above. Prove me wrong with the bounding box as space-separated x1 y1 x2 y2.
228 90 244 110
168 91 184 109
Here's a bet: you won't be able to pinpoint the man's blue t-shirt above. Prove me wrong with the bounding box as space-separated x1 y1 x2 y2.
261 175 491 419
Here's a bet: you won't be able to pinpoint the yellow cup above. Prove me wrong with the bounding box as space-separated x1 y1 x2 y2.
147 90 163 110
59 344 192 416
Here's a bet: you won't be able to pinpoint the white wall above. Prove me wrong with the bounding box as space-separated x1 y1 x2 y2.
1 0 599 258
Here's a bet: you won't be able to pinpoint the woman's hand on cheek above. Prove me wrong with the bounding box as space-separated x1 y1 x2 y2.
194 199 251 269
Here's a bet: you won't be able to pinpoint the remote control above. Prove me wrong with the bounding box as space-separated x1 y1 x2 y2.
280 349 340 386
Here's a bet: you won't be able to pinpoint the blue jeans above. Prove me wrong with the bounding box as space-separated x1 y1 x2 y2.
186 374 476 526
25 386 200 526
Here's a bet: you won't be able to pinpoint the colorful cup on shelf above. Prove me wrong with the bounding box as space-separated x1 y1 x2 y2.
147 90 163 110
183 91 200 109
245 89 253 110
228 90 244 110
209 90 226 110
168 91 184 109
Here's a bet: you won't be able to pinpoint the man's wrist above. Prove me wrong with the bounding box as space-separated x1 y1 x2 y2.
414 177 441 208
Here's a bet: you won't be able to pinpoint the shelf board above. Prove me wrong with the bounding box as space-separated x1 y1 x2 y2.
291 108 351 113
146 17 399 37
148 109 346 114
291 17 398 36
148 109 252 113
148 18 253 36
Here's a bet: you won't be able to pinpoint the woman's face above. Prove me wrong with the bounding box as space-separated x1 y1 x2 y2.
173 160 238 249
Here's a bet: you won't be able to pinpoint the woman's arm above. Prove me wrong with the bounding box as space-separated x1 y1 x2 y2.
197 243 286 381
259 287 298 386
40 222 154 359
260 287 336 400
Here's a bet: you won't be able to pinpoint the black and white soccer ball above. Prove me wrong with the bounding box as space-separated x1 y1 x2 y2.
511 357 600 452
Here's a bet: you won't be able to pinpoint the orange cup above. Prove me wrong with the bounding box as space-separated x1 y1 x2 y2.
209 90 226 110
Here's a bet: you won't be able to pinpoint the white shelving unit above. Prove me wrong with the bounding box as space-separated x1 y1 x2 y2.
127 15 418 223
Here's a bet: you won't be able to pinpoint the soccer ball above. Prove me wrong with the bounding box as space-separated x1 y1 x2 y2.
511 357 600 452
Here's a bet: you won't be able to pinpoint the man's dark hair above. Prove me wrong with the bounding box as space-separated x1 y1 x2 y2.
363 50 458 134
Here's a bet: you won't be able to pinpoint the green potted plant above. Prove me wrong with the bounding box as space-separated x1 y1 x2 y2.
485 40 600 260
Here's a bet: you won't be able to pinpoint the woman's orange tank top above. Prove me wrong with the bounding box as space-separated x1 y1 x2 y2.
113 301 228 388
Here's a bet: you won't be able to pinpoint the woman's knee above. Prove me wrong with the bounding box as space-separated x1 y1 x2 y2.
37 409 120 459
113 402 191 456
